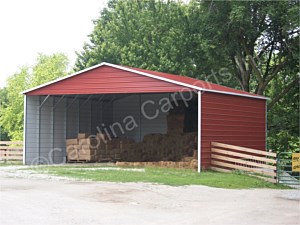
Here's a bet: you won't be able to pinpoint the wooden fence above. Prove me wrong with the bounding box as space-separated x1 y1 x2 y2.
0 141 23 162
211 142 277 183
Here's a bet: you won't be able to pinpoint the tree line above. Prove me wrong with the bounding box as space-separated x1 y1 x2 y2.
0 0 299 153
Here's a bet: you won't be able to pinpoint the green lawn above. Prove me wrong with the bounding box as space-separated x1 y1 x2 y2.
17 164 289 189
0 162 22 166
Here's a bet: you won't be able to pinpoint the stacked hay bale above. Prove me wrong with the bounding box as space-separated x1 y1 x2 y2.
116 160 198 169
78 134 98 161
116 132 197 163
96 132 136 161
66 138 79 161
115 107 198 169
65 105 198 167
66 132 136 162
66 133 97 162
166 113 184 134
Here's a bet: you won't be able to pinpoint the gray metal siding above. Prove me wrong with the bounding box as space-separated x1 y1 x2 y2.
25 96 67 164
24 96 39 164
24 93 176 164
141 93 168 138
113 93 168 142
113 95 140 140
52 97 66 164
66 98 79 139
91 100 102 134
79 99 91 134
39 96 53 163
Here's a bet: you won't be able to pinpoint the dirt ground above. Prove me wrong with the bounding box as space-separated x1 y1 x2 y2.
0 174 299 225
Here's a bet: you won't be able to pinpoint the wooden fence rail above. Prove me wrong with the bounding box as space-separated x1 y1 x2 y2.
0 141 23 162
211 142 277 183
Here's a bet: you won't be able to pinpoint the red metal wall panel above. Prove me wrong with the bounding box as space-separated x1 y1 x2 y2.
201 92 266 168
26 66 191 95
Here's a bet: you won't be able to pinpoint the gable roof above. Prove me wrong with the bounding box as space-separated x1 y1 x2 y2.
22 62 267 99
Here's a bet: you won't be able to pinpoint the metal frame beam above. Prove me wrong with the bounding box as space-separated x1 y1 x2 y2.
53 95 65 109
96 95 104 105
39 95 50 108
66 95 79 110
81 95 93 106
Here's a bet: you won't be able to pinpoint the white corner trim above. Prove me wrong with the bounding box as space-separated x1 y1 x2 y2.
197 91 201 173
23 95 26 165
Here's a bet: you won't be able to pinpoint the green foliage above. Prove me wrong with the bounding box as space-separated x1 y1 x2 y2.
0 87 9 140
75 0 227 80
267 71 299 153
30 53 69 87
0 53 69 140
0 67 29 140
267 132 299 154
198 0 299 96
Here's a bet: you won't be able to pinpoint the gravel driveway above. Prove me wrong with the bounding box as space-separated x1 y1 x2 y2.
0 171 299 225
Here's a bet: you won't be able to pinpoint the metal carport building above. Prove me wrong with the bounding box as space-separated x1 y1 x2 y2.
22 62 267 171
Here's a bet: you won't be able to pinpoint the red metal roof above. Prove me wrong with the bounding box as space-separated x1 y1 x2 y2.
127 66 262 98
22 62 266 99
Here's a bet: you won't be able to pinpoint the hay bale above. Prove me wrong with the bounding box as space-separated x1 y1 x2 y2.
78 133 90 139
66 145 78 161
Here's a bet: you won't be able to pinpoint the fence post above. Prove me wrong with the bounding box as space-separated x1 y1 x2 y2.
4 146 7 163
276 153 279 184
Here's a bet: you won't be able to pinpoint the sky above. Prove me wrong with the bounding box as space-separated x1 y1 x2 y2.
0 0 109 87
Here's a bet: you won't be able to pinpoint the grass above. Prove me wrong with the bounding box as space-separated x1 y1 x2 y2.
0 161 23 166
18 164 289 189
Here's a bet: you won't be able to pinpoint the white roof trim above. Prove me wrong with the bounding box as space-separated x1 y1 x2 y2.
21 62 268 100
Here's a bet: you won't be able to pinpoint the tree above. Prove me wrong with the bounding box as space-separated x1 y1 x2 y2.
197 0 299 107
0 67 29 140
30 53 69 86
0 87 9 140
75 0 203 77
0 53 69 140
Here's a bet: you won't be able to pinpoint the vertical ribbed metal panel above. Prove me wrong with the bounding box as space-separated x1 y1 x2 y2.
113 93 169 142
66 98 79 139
24 96 39 164
52 97 66 163
39 96 53 161
102 101 113 129
91 99 100 134
201 92 266 168
141 93 168 138
79 98 91 134
113 95 140 140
